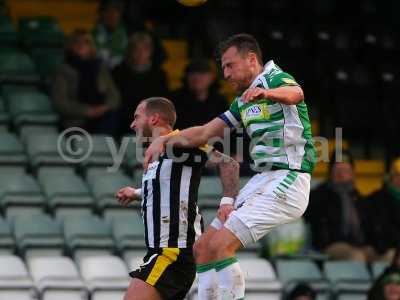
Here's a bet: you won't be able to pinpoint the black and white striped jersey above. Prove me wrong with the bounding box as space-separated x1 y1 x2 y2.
141 146 208 250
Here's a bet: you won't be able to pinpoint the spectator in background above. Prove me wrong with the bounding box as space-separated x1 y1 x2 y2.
92 1 128 68
287 283 316 300
171 59 228 129
53 29 120 136
305 151 371 261
368 248 400 300
112 32 167 137
363 158 400 262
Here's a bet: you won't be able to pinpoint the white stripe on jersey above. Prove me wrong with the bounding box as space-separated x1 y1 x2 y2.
224 111 240 127
159 159 173 248
146 179 154 248
194 206 202 241
177 165 192 248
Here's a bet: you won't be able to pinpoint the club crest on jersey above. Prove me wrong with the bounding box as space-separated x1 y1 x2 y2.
240 103 270 127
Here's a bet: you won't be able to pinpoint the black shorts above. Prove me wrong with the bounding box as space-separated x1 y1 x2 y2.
129 248 196 300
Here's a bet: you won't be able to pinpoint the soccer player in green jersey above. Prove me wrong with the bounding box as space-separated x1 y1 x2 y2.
144 33 316 300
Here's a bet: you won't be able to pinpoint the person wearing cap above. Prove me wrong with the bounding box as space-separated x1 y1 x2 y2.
92 1 128 68
363 158 400 262
171 59 229 129
305 150 370 261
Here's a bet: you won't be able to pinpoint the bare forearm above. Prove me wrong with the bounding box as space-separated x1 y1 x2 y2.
165 126 208 148
264 86 304 105
209 151 239 198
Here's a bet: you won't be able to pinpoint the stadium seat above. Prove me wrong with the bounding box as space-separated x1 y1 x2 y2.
0 216 15 254
276 259 330 297
111 214 146 256
20 125 58 144
0 50 39 83
0 255 37 299
0 132 28 166
78 255 129 300
31 48 64 80
0 171 45 217
86 168 137 218
0 15 18 47
372 261 390 279
324 261 371 295
13 214 64 257
26 133 69 168
6 91 59 127
38 167 94 217
240 257 282 294
198 176 222 208
0 96 10 131
63 215 114 260
18 16 65 47
27 256 88 300
75 134 116 168
200 208 217 228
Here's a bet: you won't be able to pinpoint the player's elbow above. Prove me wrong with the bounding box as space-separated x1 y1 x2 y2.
287 87 304 105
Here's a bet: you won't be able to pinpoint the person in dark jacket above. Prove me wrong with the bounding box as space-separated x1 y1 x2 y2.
112 31 168 138
364 158 400 262
171 59 228 129
52 29 120 135
305 151 371 261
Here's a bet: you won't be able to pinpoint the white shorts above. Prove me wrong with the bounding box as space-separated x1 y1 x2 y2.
210 169 310 247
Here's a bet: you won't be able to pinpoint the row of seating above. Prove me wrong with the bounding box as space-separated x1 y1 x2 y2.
0 253 390 300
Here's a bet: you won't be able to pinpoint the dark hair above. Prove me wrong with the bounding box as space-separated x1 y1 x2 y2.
140 97 177 127
217 33 263 64
287 283 316 300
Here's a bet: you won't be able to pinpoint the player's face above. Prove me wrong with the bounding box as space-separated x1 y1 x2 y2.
130 103 152 139
384 283 400 300
221 46 254 93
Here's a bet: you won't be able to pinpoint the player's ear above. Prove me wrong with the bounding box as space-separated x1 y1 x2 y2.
248 52 258 65
149 113 160 126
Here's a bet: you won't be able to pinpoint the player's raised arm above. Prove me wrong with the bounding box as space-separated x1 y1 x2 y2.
143 117 228 169
242 85 304 105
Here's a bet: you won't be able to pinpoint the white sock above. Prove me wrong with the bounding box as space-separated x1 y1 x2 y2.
197 263 219 300
215 257 245 300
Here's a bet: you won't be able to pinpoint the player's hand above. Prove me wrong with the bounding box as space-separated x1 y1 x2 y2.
115 186 140 206
217 204 234 223
143 136 167 170
242 87 268 103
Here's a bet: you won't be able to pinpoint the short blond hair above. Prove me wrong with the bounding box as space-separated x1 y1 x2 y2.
140 97 176 127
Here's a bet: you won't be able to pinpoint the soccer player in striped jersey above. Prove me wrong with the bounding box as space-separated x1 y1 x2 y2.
116 97 240 300
144 34 317 300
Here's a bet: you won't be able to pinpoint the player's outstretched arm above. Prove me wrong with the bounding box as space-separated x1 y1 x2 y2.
207 150 240 222
143 117 228 169
242 85 304 105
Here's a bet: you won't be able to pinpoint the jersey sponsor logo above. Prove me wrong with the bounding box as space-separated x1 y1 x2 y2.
240 103 270 127
282 78 297 85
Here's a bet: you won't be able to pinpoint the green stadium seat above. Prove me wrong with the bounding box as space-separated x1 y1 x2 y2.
0 171 45 217
111 214 146 254
0 16 18 46
63 215 114 259
198 176 222 208
0 50 39 83
0 216 15 254
76 134 116 168
18 16 64 47
31 48 64 79
0 96 10 131
1 84 39 96
0 132 27 166
38 167 94 217
26 133 69 168
86 168 137 218
276 259 330 297
324 261 371 295
6 91 58 127
20 125 58 144
13 214 63 257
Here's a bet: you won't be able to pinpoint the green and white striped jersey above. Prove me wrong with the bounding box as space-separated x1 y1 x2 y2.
219 60 316 173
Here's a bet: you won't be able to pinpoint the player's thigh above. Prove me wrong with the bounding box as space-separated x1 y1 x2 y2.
193 223 219 263
124 278 162 300
209 226 243 258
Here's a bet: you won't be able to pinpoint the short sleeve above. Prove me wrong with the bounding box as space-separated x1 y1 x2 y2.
268 72 300 89
218 98 242 129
